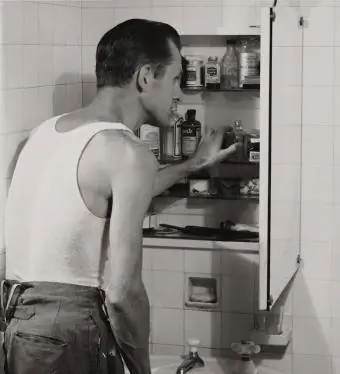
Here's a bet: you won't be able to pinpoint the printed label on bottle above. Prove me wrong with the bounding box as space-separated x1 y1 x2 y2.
182 127 198 155
205 64 220 84
249 151 260 162
186 68 197 85
239 52 258 84
182 136 197 155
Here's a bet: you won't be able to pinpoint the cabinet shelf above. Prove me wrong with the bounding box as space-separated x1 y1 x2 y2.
159 158 259 166
156 181 259 202
181 86 260 94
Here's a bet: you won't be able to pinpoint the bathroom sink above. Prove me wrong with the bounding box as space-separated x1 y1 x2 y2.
124 355 284 374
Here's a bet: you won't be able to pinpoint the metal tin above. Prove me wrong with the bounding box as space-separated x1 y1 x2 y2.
184 56 204 88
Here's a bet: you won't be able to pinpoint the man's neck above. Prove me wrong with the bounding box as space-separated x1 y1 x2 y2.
85 86 144 132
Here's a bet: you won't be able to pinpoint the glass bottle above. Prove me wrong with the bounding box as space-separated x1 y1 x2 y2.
181 109 202 159
221 40 239 89
162 98 183 161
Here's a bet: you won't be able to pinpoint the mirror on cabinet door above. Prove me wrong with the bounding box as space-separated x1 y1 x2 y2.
258 5 303 311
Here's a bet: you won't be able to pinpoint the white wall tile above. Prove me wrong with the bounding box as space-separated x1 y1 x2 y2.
142 269 153 306
272 6 302 48
272 47 302 87
302 166 332 203
221 252 257 279
293 316 332 355
184 0 221 6
152 0 182 6
332 282 340 319
182 7 222 34
333 127 340 164
2 89 23 134
332 252 340 282
81 45 96 81
152 308 184 345
82 7 115 45
104 0 151 6
336 7 340 47
54 5 81 45
143 247 153 270
1 2 24 44
271 163 301 203
221 276 255 313
271 201 300 241
2 131 29 178
23 45 39 88
334 88 340 127
293 354 332 374
37 86 55 124
153 344 184 356
293 278 332 318
301 203 332 242
301 241 332 281
23 2 38 45
222 5 259 34
334 48 340 86
332 319 340 357
303 47 334 86
53 46 81 85
38 3 54 45
272 125 301 164
151 7 183 32
301 7 334 46
272 87 302 126
302 87 333 126
153 248 184 271
184 310 221 348
221 313 253 349
153 270 184 308
332 357 340 374
2 45 23 90
184 249 221 274
302 126 333 165
22 88 39 131
37 46 54 86
334 167 340 204
115 8 152 25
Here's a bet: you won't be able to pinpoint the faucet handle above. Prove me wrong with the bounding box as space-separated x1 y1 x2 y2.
187 339 200 353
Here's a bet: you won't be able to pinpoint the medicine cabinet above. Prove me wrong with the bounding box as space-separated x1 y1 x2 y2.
143 4 303 312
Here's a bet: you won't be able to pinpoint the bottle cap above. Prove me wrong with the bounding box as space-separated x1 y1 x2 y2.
186 109 196 120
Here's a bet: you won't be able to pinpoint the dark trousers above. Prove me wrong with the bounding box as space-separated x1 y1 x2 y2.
0 280 125 374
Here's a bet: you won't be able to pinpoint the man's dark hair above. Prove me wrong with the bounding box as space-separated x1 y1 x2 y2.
95 19 181 90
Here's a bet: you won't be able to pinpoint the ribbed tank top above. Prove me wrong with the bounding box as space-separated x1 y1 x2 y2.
4 114 134 287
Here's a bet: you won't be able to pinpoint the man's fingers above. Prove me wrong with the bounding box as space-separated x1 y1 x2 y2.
215 143 239 162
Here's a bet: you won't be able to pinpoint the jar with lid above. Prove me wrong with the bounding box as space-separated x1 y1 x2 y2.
238 38 259 88
184 56 204 89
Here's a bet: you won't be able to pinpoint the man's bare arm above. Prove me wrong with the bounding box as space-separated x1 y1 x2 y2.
152 131 240 197
103 135 156 374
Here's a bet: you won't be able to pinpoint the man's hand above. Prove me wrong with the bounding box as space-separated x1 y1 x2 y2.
189 128 241 172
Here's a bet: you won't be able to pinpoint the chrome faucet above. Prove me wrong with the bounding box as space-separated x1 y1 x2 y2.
176 340 204 374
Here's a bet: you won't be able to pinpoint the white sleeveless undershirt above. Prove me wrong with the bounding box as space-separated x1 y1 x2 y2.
4 114 133 287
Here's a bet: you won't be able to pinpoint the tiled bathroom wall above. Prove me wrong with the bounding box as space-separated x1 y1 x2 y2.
1 0 340 373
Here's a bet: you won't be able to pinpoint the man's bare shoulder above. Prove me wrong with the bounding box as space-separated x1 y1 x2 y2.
99 128 158 174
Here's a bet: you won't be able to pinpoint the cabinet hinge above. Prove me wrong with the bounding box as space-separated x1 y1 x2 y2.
270 9 276 22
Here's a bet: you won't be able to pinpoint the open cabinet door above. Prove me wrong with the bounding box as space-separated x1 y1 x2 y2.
259 2 303 311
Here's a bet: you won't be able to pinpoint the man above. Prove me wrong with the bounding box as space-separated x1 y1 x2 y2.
2 19 238 374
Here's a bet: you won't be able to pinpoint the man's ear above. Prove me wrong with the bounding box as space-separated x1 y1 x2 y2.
137 65 154 93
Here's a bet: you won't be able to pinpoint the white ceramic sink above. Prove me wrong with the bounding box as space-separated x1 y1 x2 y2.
124 355 284 374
